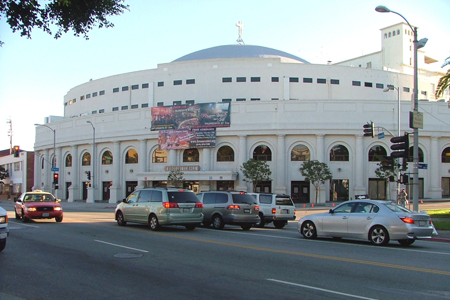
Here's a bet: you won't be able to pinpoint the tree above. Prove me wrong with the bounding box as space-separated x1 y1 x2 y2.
435 56 450 99
167 170 184 188
299 160 332 203
0 165 8 180
374 159 397 201
240 158 272 192
0 0 129 45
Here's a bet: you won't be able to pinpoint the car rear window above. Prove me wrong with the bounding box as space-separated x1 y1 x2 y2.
168 191 199 203
275 196 294 206
384 203 411 213
232 194 256 204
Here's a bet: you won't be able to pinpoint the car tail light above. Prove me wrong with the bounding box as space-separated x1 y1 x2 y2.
400 217 415 224
271 208 276 214
195 202 203 208
227 205 241 210
255 206 259 211
163 202 179 208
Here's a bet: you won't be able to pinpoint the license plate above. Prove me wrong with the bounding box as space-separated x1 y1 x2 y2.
42 213 50 217
183 208 190 213
0 232 7 239
418 221 426 226
244 209 250 213
281 209 289 214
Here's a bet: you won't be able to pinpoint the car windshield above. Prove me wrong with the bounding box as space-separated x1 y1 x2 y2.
232 194 255 204
384 203 411 213
23 194 55 202
168 191 199 203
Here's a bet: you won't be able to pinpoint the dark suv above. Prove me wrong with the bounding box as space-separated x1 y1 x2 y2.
115 187 204 230
198 191 260 230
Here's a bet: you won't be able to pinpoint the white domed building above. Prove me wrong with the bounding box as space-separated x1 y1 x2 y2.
34 22 450 204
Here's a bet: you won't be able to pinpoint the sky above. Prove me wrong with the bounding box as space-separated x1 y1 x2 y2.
0 0 449 151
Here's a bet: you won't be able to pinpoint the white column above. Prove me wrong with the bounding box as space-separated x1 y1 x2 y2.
315 135 326 203
202 148 211 171
137 139 147 190
109 142 121 203
429 137 441 198
236 135 248 191
33 152 41 191
68 145 79 202
354 135 366 196
275 134 286 194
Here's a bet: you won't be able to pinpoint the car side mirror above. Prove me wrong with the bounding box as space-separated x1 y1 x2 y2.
122 198 127 203
329 209 334 214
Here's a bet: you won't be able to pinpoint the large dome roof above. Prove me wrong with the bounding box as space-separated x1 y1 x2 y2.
172 45 310 64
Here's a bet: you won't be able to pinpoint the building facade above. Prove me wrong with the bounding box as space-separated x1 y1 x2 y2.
33 23 450 203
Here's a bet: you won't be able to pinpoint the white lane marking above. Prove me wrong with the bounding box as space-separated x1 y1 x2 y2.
8 220 39 228
95 240 148 253
267 278 378 300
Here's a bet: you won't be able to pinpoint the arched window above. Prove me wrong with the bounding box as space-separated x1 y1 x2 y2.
442 147 450 163
65 154 72 167
102 151 113 165
153 149 167 163
217 146 235 162
291 145 310 161
82 152 91 166
368 145 387 161
408 147 424 162
125 149 138 164
330 145 349 161
253 145 272 161
183 149 199 162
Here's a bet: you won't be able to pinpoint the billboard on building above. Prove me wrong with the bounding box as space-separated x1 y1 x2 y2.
151 102 230 131
158 128 216 149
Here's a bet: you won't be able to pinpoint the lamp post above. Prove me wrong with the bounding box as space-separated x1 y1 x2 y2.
376 5 427 212
34 123 56 194
86 121 96 202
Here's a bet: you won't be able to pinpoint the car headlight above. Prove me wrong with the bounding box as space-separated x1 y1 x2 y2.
54 207 62 211
0 216 7 224
26 207 37 212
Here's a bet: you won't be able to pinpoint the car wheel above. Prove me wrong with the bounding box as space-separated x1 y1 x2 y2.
212 214 224 230
116 211 127 226
0 239 6 252
273 221 286 229
241 224 252 230
55 216 63 222
21 210 29 223
185 224 196 231
149 214 160 231
398 239 415 246
369 226 390 246
255 213 265 228
300 221 317 239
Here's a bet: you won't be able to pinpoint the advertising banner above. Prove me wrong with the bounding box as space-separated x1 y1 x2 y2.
151 102 230 131
158 128 216 149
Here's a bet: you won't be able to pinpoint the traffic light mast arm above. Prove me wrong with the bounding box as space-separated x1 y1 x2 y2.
375 126 396 137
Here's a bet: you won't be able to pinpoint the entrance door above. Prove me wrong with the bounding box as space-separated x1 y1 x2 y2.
368 178 386 200
125 181 138 198
103 182 112 201
291 181 309 203
255 181 271 193
442 177 450 198
82 182 89 200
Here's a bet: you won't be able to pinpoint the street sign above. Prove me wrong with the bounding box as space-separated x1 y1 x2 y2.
378 132 385 139
417 163 428 169
51 167 59 172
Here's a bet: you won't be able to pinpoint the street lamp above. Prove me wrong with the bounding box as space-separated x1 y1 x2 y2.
34 123 56 194
86 121 95 191
376 5 428 212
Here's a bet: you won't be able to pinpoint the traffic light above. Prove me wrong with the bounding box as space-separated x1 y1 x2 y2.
53 173 59 184
13 145 20 157
390 134 409 159
380 156 394 171
363 122 375 138
401 174 409 184
86 171 91 180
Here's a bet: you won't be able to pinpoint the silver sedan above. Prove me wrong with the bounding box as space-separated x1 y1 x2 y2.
297 200 436 246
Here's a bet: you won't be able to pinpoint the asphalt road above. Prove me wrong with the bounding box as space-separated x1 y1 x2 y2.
1 201 450 300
